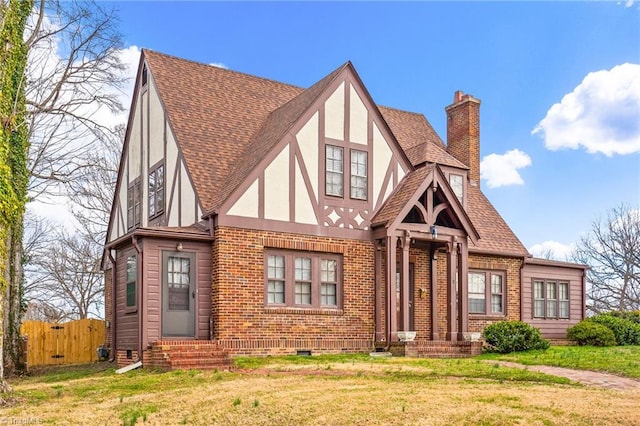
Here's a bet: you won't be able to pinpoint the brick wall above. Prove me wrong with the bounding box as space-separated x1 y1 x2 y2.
446 93 481 183
212 226 376 356
468 253 522 332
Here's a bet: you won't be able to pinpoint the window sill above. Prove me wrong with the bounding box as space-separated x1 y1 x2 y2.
125 307 138 314
533 317 571 321
469 314 505 319
264 307 343 316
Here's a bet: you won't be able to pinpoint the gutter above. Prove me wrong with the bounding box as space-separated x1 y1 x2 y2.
108 250 117 363
132 236 144 365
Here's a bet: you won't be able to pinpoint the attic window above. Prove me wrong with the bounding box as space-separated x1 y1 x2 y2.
141 64 148 87
148 163 164 218
449 174 463 203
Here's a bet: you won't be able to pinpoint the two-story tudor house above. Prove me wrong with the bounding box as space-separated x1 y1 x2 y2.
103 50 587 368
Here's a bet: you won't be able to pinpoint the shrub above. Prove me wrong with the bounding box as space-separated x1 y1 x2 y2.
482 321 550 353
609 310 640 324
590 314 640 345
567 320 617 346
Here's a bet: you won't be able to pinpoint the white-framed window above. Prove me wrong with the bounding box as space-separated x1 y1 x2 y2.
325 145 344 197
265 250 342 309
350 150 367 200
469 270 505 315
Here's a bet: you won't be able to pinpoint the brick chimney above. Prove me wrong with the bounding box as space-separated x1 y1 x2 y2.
445 91 481 186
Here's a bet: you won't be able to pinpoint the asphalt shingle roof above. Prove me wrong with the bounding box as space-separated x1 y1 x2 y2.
143 49 527 257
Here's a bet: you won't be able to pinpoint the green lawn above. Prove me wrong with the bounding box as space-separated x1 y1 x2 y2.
2 347 639 424
479 345 640 378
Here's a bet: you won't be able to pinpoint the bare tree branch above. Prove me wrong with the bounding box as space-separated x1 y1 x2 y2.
573 204 640 314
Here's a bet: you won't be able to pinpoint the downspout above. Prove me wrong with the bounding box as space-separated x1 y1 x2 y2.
132 236 144 364
108 249 117 363
520 257 526 322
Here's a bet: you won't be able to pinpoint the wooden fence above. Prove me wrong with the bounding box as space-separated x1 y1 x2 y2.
21 319 106 366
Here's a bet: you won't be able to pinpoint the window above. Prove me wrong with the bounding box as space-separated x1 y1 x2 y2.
126 255 136 307
265 250 342 309
320 259 338 307
468 270 505 315
267 255 285 304
127 179 141 229
326 145 343 197
350 150 367 200
449 174 463 203
325 144 368 201
167 255 190 310
533 279 569 319
141 64 148 87
148 164 164 218
294 257 312 305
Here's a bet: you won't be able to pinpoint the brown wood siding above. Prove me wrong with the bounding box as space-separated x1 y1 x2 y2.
522 263 585 339
115 245 139 349
141 238 212 343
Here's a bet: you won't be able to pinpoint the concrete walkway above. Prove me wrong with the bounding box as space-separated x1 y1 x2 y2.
492 361 640 391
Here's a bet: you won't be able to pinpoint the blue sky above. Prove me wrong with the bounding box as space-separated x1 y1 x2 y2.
105 1 639 258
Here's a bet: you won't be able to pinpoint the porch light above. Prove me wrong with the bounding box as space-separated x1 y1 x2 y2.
176 242 183 252
430 225 437 240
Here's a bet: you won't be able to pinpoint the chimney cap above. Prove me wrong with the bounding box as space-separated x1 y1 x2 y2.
446 91 481 110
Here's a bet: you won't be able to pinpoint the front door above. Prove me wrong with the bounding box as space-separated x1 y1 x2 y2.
162 251 195 337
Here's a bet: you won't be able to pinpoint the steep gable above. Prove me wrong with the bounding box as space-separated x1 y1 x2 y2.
144 50 303 214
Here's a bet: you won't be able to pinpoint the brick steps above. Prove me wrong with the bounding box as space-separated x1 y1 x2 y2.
388 340 483 358
149 341 232 371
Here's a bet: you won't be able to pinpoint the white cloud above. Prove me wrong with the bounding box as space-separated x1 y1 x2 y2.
528 240 575 261
480 149 532 188
209 62 228 69
532 63 640 156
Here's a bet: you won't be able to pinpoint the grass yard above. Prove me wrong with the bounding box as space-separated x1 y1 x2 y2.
480 345 640 378
1 348 639 425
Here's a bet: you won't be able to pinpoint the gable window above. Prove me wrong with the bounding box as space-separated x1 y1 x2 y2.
142 64 148 87
469 270 505 315
126 255 136 308
449 174 463 203
533 280 569 319
127 179 141 230
265 250 342 309
148 163 164 218
326 145 344 197
350 150 367 200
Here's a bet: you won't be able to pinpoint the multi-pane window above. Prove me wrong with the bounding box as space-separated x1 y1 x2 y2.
295 257 312 305
320 259 338 307
126 255 136 307
533 279 569 319
265 251 342 309
167 256 190 310
326 145 344 197
468 270 505 315
449 174 463 203
325 144 368 201
127 179 141 229
267 255 285 304
148 164 164 218
350 150 367 200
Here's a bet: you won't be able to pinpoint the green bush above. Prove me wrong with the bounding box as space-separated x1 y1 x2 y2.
567 321 617 346
482 321 550 353
590 314 640 345
609 310 640 324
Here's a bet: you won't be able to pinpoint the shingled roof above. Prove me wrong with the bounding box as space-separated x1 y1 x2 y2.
143 49 527 257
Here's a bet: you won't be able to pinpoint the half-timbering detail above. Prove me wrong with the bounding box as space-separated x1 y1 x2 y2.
103 50 587 368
